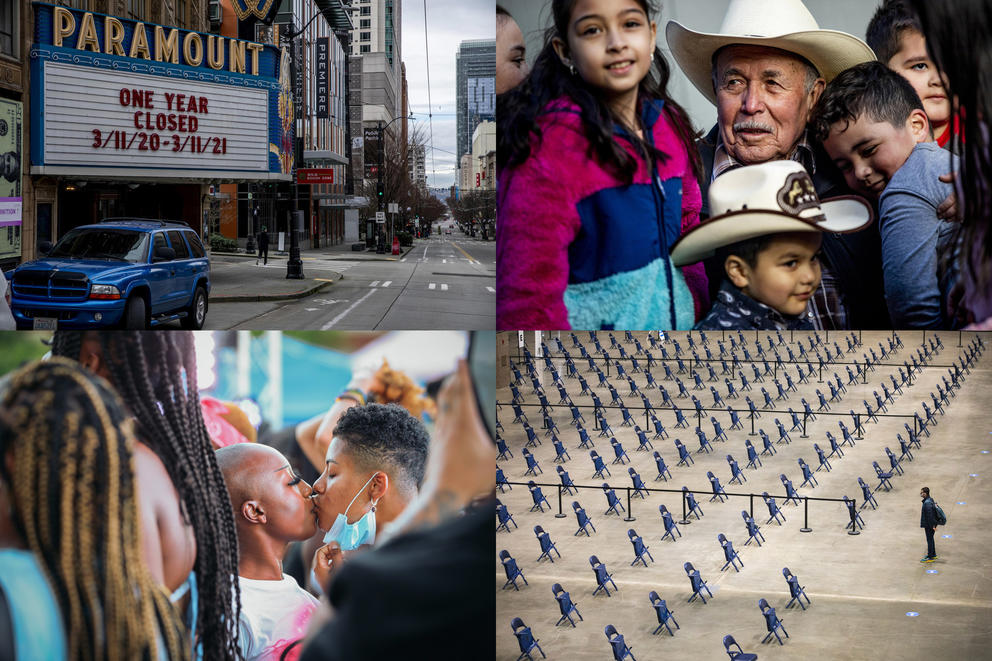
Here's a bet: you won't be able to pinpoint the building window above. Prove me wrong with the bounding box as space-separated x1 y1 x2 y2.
360 6 370 16
360 19 370 29
127 0 145 22
360 32 370 42
360 44 370 53
177 0 187 27
0 0 14 58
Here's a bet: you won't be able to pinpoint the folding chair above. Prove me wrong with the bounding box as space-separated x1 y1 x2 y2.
497 468 510 492
648 416 668 443
684 562 714 604
775 380 788 401
696 427 714 454
723 634 758 661
552 438 571 464
741 510 765 547
783 567 810 610
611 437 631 464
577 426 594 449
659 505 682 542
512 403 529 424
759 429 777 456
554 467 576 496
718 533 743 572
826 431 844 458
897 435 914 462
534 525 561 563
863 401 878 424
500 550 528 590
522 448 543 476
524 424 541 448
775 419 791 444
497 435 513 462
798 458 818 488
761 388 775 409
635 427 654 452
712 417 729 442
674 407 690 428
817 389 831 411
759 598 789 645
649 591 680 636
708 471 728 502
781 475 801 505
745 439 762 469
885 447 904 475
653 451 672 481
603 484 626 516
674 439 695 467
570 405 586 427
620 407 635 427
528 481 550 512
788 408 803 431
572 501 596 536
590 451 611 479
605 625 636 661
872 461 894 491
858 477 879 509
725 379 739 399
711 386 726 408
727 454 747 485
838 421 856 448
629 468 649 499
874 391 888 413
729 408 744 430
497 500 517 532
843 496 865 531
590 556 618 597
628 528 654 566
693 373 705 390
763 492 786 524
683 487 704 520
597 414 613 438
813 443 832 472
552 583 583 627
511 617 546 661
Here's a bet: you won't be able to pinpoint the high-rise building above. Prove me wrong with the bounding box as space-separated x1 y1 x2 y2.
408 144 426 191
455 39 495 165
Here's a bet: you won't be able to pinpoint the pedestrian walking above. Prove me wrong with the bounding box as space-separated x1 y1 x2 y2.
920 486 938 562
257 225 270 265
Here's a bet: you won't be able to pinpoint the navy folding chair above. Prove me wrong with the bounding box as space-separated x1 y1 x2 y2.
497 436 513 460
528 481 550 512
762 492 786 525
512 403 529 424
729 407 744 430
708 471 728 502
788 408 803 431
496 467 510 493
744 439 762 469
712 417 729 442
873 461 894 491
695 427 714 454
659 504 682 541
577 426 594 449
649 591 680 636
858 477 878 509
683 487 704 519
590 450 611 479
826 431 844 459
674 407 689 428
572 501 596 536
552 438 571 464
603 484 626 516
684 562 714 604
775 418 791 444
780 475 801 505
885 447 904 475
727 454 747 485
718 533 743 572
511 617 546 661
651 415 669 440
759 429 776 456
813 443 831 472
590 556 618 597
497 500 518 532
597 414 613 438
604 624 636 661
523 425 541 449
798 458 818 488
629 468 649 499
552 583 583 627
611 437 631 464
742 510 765 546
723 634 758 661
711 386 726 408
501 550 528 590
557 466 578 495
635 426 654 452
897 435 914 462
628 528 654 566
759 598 789 645
653 451 672 481
534 525 560 562
783 567 811 610
674 439 695 467
843 496 865 531
523 448 543 476
620 407 635 427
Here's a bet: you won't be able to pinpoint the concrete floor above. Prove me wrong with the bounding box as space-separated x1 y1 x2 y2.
496 331 992 661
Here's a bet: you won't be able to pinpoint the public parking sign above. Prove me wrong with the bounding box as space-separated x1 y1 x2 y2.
297 168 334 184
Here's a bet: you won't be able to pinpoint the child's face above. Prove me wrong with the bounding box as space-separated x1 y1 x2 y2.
822 110 929 200
886 30 952 131
727 232 822 317
554 0 656 110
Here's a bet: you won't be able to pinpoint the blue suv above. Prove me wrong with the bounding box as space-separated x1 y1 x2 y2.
8 219 210 329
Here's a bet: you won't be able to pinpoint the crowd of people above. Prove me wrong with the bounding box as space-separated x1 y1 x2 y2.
496 0 992 331
0 331 496 660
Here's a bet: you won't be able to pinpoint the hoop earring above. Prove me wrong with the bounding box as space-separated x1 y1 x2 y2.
569 64 577 76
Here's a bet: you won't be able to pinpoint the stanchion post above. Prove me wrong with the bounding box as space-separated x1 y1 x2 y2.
555 485 566 518
800 497 812 532
624 488 635 522
800 412 808 439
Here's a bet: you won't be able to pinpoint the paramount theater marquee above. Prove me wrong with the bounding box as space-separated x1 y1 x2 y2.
30 2 294 181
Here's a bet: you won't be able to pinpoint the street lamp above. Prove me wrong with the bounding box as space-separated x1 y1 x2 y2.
373 114 416 253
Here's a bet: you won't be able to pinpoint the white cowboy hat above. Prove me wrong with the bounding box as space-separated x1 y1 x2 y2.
670 160 872 266
666 0 876 106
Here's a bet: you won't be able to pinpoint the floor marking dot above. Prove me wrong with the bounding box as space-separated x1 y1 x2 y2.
942 534 953 539
957 501 967 505
970 474 979 477
906 612 919 617
926 569 939 574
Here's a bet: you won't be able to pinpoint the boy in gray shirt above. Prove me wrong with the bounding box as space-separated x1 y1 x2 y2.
814 61 958 328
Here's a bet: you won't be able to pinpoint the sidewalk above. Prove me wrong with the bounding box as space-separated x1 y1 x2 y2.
207 240 418 303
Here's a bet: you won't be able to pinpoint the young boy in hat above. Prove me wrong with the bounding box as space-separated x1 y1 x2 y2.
671 160 872 330
216 443 321 661
814 61 958 328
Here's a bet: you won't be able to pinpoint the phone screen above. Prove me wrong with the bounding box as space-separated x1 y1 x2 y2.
467 331 495 442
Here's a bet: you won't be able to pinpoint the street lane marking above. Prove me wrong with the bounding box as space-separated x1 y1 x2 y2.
443 259 447 263
486 286 495 293
441 283 449 291
450 242 479 264
429 283 436 290
370 280 380 287
321 289 377 330
314 278 337 282
382 281 392 288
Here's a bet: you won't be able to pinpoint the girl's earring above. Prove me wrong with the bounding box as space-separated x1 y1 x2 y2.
569 64 577 76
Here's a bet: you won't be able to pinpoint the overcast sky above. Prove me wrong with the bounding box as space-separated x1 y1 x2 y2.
403 0 493 190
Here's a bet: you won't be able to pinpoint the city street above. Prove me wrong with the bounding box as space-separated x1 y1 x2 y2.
205 227 494 329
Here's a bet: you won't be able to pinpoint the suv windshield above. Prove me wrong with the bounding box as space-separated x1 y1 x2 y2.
48 228 150 263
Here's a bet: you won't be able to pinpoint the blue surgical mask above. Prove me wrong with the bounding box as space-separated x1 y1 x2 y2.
323 472 384 550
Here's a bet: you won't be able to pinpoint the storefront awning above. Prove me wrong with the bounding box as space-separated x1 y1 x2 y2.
30 166 292 184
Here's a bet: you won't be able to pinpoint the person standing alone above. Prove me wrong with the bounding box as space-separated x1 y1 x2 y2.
258 226 270 266
920 486 938 562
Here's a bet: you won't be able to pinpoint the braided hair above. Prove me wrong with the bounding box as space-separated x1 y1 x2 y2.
51 331 242 660
0 358 189 660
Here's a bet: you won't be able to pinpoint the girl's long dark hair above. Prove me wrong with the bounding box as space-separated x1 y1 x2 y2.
497 0 701 185
909 0 992 300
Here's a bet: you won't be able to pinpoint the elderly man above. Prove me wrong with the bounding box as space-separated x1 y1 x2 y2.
668 0 890 329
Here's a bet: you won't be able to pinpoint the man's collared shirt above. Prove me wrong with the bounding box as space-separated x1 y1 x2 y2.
711 129 818 182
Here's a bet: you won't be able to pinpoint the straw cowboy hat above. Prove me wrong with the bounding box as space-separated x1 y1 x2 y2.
670 160 872 266
666 0 876 105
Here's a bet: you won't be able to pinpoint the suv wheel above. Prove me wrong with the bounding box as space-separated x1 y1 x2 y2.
123 295 147 329
182 286 207 330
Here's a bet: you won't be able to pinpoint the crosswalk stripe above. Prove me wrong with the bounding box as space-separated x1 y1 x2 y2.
369 281 379 287
382 281 392 288
429 283 436 290
486 286 495 293
441 284 449 291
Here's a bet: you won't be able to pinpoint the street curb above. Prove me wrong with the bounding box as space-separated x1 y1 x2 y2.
209 243 416 262
209 272 341 303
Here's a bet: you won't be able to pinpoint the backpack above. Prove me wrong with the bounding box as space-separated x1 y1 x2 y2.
934 501 947 526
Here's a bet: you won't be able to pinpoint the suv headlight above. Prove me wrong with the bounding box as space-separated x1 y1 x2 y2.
89 284 122 300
